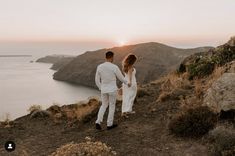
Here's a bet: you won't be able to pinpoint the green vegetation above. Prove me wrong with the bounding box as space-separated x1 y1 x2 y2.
211 45 235 66
187 59 215 80
179 44 235 80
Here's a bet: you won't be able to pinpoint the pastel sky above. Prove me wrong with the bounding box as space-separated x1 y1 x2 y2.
0 0 234 47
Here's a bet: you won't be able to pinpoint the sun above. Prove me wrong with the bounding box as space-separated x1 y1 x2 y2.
117 40 127 46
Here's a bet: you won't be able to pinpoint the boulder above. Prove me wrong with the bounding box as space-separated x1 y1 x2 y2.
203 73 235 112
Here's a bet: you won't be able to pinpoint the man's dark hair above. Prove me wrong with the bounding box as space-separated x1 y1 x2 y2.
106 51 114 59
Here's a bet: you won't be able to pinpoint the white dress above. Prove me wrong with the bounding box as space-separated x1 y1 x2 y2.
122 68 137 113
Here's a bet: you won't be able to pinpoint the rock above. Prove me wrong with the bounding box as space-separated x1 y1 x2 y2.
30 110 51 119
203 73 235 112
227 61 235 73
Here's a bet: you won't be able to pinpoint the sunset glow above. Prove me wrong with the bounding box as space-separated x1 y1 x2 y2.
117 40 128 46
0 0 234 47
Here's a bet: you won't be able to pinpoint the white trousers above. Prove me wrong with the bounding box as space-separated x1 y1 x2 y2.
96 91 117 127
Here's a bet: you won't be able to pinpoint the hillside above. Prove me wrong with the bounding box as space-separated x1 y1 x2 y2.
1 39 234 155
53 42 212 88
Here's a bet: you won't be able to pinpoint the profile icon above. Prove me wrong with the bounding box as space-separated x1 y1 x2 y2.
8 143 13 149
4 141 16 152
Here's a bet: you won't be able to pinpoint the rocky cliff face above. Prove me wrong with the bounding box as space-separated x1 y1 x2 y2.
36 55 75 70
53 42 211 88
204 71 235 112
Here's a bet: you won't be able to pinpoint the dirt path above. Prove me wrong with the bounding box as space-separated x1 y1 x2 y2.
0 83 210 156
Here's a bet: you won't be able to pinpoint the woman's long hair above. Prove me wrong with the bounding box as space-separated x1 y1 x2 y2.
122 54 137 73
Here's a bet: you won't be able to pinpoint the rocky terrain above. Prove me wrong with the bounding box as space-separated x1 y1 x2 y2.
0 38 234 156
53 42 212 88
36 55 75 70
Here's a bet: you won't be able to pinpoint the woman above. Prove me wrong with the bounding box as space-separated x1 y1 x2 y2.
120 54 138 117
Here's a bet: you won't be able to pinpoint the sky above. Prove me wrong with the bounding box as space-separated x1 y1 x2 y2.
0 0 234 48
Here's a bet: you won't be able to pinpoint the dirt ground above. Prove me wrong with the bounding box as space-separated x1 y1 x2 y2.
0 82 211 156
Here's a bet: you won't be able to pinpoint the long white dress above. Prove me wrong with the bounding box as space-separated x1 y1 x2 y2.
122 68 137 113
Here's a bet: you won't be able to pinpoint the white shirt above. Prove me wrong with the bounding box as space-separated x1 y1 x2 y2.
95 62 128 93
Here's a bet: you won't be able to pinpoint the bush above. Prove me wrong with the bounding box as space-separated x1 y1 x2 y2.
181 43 235 80
211 45 235 66
168 106 218 138
28 105 42 114
137 88 149 98
187 60 215 80
208 126 235 156
178 63 186 73
49 137 116 156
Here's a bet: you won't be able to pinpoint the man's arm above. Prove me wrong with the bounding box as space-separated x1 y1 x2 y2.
115 66 128 85
95 67 101 90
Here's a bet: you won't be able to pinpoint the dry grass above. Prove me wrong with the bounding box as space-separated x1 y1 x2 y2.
157 63 227 109
194 79 204 99
64 100 98 121
204 66 225 91
157 72 192 102
157 91 172 102
179 96 202 110
49 137 116 156
0 113 12 128
48 98 100 124
28 105 42 114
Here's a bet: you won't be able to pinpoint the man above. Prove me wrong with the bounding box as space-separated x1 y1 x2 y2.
95 51 128 130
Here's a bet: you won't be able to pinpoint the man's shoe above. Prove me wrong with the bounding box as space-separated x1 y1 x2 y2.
107 124 118 130
96 123 102 130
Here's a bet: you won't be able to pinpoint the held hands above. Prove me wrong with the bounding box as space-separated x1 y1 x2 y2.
118 88 123 95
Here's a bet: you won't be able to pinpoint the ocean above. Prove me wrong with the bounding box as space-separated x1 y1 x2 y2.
0 43 102 120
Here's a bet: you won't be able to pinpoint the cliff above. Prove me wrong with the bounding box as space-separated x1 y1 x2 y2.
36 55 75 70
53 42 212 88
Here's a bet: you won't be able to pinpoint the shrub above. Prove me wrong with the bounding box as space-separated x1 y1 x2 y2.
0 113 13 128
47 104 62 115
49 137 116 156
137 88 149 98
28 105 42 114
220 110 235 120
187 60 215 80
208 126 235 156
211 45 235 66
168 106 218 138
182 43 235 80
157 91 172 102
178 63 186 73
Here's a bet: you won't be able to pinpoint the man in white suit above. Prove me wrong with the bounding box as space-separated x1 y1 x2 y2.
95 51 128 130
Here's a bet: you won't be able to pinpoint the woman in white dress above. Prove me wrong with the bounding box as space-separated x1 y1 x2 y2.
121 54 138 117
